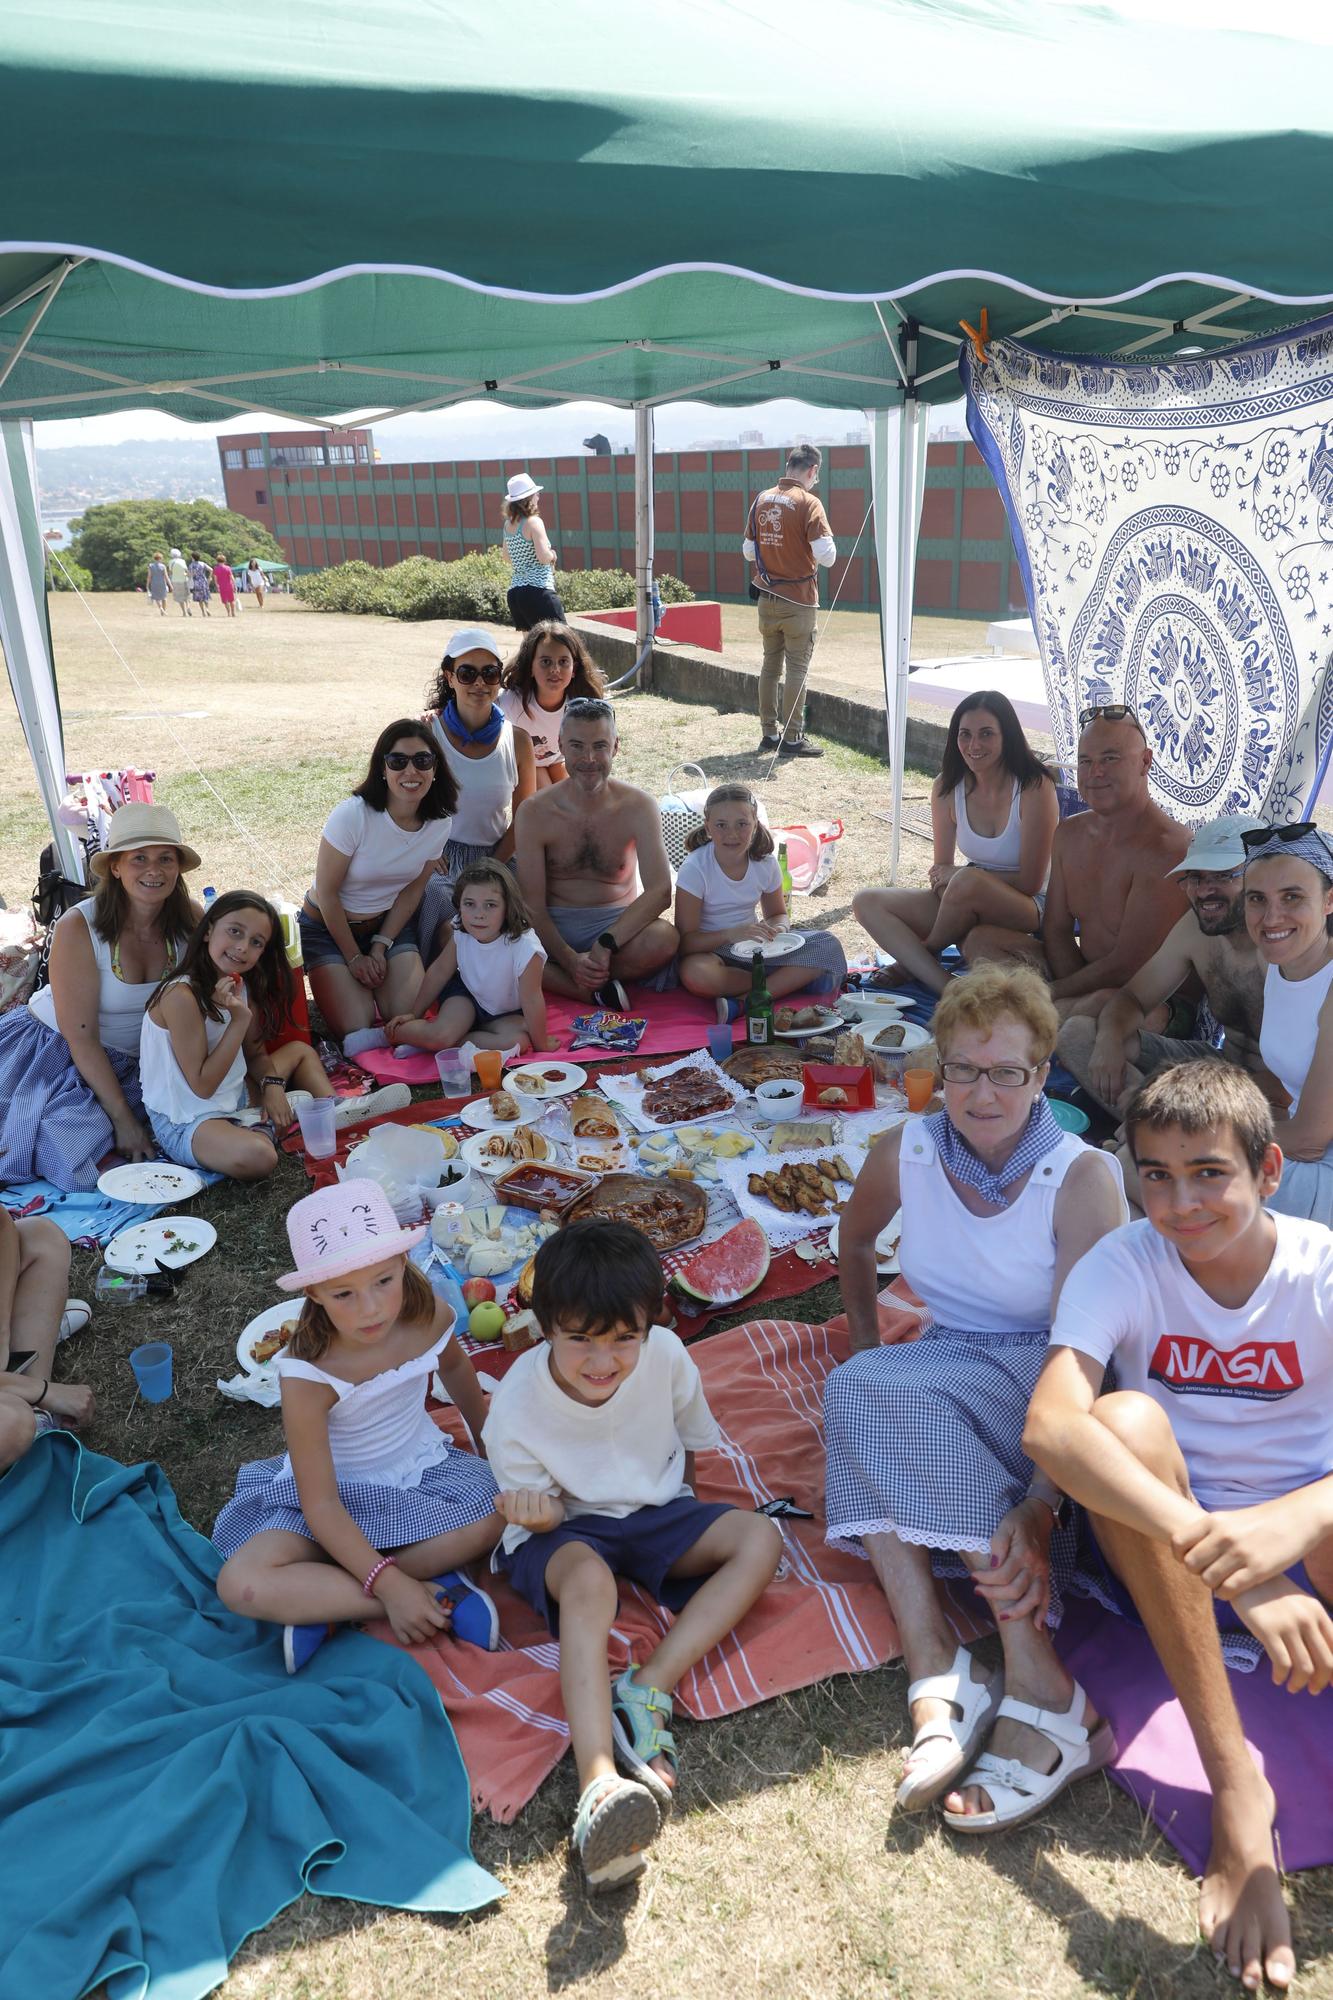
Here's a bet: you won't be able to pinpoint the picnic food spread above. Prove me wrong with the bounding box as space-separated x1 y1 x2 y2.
481 1126 550 1163
565 1171 708 1250
569 1093 620 1139
746 1157 855 1216
721 1046 805 1087
488 1089 521 1121
250 1319 298 1365
641 1068 735 1123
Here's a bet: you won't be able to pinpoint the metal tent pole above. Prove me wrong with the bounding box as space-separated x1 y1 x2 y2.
633 400 655 670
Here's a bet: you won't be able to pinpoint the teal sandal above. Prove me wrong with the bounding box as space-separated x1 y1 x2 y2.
610 1666 678 1811
571 1773 660 1892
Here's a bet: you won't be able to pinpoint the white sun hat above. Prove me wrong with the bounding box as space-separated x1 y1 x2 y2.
504 472 543 502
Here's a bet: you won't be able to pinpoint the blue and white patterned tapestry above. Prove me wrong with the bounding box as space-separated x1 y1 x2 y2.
963 315 1333 824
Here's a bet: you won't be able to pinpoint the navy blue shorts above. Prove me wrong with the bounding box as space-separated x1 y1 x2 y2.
438 970 499 1029
499 1494 735 1634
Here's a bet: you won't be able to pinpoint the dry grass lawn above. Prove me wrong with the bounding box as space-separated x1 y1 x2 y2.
4 595 1332 2000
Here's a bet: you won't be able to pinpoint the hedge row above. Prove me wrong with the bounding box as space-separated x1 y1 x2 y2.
293 552 692 622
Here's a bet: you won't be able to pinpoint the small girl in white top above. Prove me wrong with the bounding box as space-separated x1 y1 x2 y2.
675 784 846 1022
213 1178 502 1673
383 860 557 1053
140 891 336 1180
499 621 608 789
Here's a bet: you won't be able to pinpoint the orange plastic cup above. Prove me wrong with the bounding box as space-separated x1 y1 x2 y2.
904 1068 934 1113
474 1048 503 1091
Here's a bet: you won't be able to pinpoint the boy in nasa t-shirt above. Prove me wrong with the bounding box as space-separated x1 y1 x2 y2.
1024 1060 1333 1997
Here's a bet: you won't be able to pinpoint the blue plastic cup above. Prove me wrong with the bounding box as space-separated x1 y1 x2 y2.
707 1022 734 1063
296 1095 337 1158
130 1341 173 1403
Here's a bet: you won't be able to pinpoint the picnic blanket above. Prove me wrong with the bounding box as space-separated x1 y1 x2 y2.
0 1435 501 2000
0 1172 225 1247
390 1312 988 1822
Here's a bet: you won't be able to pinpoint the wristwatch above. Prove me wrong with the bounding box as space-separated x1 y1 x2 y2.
596 930 618 953
1028 1488 1066 1526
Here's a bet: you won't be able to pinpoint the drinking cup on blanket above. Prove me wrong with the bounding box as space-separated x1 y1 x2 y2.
474 1048 504 1092
433 1049 470 1097
706 1023 734 1063
130 1341 173 1403
904 1068 934 1113
296 1096 337 1158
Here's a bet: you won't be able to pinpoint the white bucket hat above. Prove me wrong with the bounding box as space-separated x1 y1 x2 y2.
505 472 543 503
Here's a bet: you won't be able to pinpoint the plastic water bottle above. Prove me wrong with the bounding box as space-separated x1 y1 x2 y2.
95 1268 173 1304
201 886 217 907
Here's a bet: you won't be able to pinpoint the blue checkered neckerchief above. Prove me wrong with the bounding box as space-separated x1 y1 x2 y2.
926 1095 1064 1208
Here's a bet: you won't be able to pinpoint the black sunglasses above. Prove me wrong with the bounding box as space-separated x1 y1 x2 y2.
1241 822 1317 849
1078 702 1146 734
385 750 437 772
452 662 502 686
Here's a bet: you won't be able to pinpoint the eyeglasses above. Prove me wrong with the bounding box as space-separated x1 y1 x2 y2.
940 1059 1048 1088
1078 703 1147 738
385 750 437 772
451 663 503 686
1240 821 1317 849
565 697 615 718
1178 868 1243 886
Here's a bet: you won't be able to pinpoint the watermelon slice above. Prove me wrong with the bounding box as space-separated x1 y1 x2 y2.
675 1219 770 1307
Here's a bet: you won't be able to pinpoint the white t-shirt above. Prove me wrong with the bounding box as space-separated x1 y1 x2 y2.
499 687 566 769
1051 1214 1333 1509
455 928 545 1017
314 794 451 918
1259 956 1333 1114
675 843 782 935
482 1324 721 1554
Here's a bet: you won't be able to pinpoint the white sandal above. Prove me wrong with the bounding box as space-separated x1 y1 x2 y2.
896 1646 1001 1813
941 1681 1116 1833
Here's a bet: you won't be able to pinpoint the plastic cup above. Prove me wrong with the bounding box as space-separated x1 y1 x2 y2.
904 1068 935 1113
296 1095 337 1158
474 1048 504 1092
130 1341 173 1402
707 1022 733 1063
434 1049 470 1097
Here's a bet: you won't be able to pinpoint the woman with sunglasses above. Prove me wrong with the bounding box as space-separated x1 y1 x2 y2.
1243 822 1333 1220
300 719 458 1045
418 628 535 958
824 963 1125 1828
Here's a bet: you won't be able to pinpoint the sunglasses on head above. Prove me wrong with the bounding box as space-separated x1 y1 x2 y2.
385 750 436 772
565 697 615 718
1078 703 1146 735
451 662 502 685
1240 822 1318 849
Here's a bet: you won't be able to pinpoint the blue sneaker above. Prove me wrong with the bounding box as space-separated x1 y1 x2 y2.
432 1570 500 1650
716 996 742 1025
283 1620 334 1674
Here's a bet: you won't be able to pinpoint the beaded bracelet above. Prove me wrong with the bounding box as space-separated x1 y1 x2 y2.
362 1555 397 1598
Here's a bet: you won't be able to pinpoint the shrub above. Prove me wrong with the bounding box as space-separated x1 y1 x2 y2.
46 554 93 593
294 553 693 622
67 499 286 591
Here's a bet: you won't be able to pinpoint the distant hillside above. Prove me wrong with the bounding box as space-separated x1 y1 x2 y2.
36 438 224 512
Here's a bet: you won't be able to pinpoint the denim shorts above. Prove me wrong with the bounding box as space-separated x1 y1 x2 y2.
498 1494 734 1635
298 906 422 971
148 1106 262 1168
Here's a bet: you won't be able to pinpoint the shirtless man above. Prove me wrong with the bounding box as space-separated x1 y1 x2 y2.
513 696 678 1005
1058 814 1279 1119
963 708 1190 1017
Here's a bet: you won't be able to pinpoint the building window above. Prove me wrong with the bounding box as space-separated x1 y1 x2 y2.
222 449 243 470
356 444 370 463
254 487 267 505
245 448 264 468
270 445 327 467
328 443 356 464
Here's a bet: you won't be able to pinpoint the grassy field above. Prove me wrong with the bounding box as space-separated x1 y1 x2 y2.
6 594 1332 2000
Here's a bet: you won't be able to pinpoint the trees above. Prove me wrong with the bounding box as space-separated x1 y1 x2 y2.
66 500 286 591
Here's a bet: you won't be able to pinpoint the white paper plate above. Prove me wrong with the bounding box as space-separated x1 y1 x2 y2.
503 1060 588 1099
839 995 909 1026
774 1007 844 1041
868 1021 931 1054
96 1162 205 1205
104 1216 218 1274
827 1209 902 1274
728 931 807 961
460 1127 556 1175
459 1094 532 1131
237 1301 300 1379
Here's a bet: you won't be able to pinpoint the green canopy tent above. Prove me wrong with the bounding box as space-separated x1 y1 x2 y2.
4 0 1333 879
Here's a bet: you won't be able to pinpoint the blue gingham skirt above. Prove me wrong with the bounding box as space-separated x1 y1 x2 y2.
212 1444 500 1559
822 1325 1079 1625
0 1008 143 1191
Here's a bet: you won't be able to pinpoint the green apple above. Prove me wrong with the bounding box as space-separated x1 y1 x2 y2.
468 1300 507 1343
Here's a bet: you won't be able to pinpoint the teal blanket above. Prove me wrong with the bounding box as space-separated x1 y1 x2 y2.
0 1436 502 2000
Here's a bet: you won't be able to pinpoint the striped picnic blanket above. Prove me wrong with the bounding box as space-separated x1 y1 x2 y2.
383 1298 986 1822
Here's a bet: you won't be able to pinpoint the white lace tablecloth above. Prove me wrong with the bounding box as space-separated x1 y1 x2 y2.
715 1143 868 1248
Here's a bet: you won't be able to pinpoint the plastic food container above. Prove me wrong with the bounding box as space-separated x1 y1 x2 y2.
802 1062 876 1111
494 1162 596 1215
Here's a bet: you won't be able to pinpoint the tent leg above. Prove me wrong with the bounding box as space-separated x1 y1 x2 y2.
633 402 655 683
0 419 83 881
868 372 926 887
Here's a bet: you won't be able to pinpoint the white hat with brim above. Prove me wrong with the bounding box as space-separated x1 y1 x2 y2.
443 626 505 665
505 472 543 502
90 802 202 878
277 1179 427 1292
1167 813 1266 875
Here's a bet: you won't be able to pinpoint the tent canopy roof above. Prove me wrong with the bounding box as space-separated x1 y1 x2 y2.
3 1 1333 421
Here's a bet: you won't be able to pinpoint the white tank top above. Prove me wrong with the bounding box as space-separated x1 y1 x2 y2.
952 777 1023 874
139 979 249 1123
898 1118 1121 1332
1260 955 1333 1114
431 714 519 847
27 899 163 1057
277 1330 455 1486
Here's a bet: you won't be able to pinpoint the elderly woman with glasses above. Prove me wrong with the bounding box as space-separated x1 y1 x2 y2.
1243 821 1333 1221
418 627 536 958
822 963 1126 1830
300 718 458 1044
